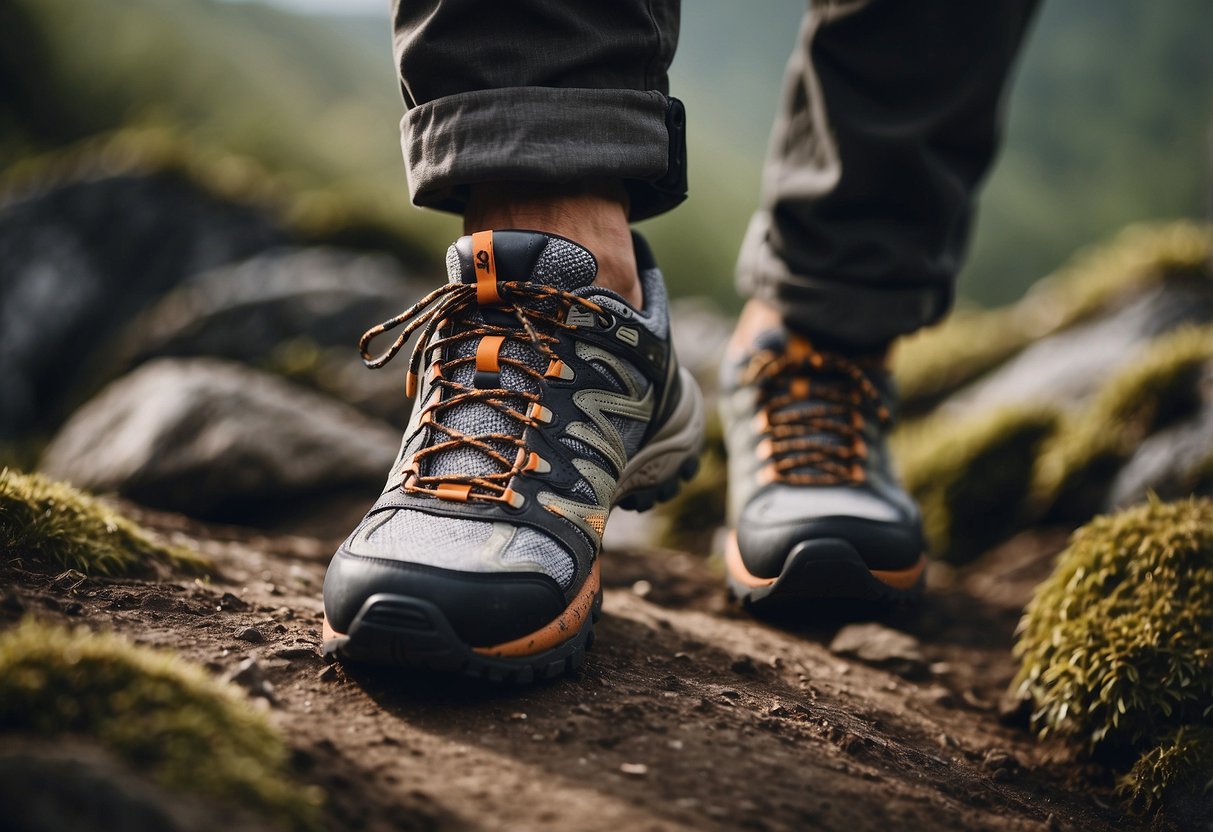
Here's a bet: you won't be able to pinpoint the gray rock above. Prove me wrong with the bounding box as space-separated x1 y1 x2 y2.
224 658 276 704
669 297 732 395
829 623 927 677
1107 373 1213 508
40 358 397 520
944 279 1213 417
113 248 420 424
0 173 288 437
234 627 265 644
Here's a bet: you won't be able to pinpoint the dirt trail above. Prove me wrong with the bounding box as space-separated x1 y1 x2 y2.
3 505 1137 832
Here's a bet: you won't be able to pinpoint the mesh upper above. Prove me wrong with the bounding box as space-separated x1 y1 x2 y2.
355 234 662 588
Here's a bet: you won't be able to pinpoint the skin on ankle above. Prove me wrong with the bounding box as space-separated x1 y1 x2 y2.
464 180 643 309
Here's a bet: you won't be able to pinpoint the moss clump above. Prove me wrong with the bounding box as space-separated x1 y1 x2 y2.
894 221 1211 411
0 620 321 830
893 406 1058 563
1122 724 1213 818
1014 498 1213 747
1013 498 1213 819
1033 326 1213 518
0 468 207 576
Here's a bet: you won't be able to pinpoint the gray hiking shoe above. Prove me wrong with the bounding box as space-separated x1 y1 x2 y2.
720 328 926 614
322 229 705 681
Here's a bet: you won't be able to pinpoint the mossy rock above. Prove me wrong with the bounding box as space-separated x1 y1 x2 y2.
1033 325 1213 520
894 221 1211 412
0 620 322 831
1013 497 1213 753
894 406 1058 563
0 467 207 576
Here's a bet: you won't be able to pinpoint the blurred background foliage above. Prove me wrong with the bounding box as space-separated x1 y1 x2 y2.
1 0 1211 308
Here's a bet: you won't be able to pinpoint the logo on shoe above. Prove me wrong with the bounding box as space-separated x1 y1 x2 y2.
475 250 491 271
616 327 640 347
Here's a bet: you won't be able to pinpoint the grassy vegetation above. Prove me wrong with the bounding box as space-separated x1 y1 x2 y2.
1033 325 1213 518
892 407 1058 563
1123 725 1213 818
1013 497 1213 819
0 468 207 576
0 619 322 830
894 221 1212 410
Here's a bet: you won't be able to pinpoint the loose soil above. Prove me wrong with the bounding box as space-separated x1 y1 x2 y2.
2 503 1140 832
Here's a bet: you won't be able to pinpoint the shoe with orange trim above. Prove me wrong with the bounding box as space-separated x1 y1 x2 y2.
720 327 926 614
322 230 704 681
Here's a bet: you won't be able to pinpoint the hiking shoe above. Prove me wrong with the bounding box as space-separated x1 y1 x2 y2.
322 230 704 681
719 327 926 614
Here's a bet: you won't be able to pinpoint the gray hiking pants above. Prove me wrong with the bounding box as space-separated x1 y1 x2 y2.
393 0 1038 348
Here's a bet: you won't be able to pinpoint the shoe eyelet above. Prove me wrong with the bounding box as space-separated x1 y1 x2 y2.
596 312 615 329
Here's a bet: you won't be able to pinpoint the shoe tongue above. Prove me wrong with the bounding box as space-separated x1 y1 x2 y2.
425 231 599 485
445 230 599 292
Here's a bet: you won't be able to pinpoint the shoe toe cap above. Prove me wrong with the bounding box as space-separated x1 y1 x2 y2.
737 485 924 579
323 549 568 648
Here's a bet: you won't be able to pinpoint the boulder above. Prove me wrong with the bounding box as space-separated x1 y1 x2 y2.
1107 377 1213 509
113 247 421 423
0 172 288 436
40 358 398 521
943 278 1213 417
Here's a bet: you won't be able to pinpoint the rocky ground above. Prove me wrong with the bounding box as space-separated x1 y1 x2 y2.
3 504 1124 832
4 161 1212 831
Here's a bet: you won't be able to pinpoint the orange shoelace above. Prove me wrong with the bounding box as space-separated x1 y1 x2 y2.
742 337 890 486
359 279 605 506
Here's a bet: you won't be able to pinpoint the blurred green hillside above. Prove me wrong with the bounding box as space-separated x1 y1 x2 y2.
2 0 1210 307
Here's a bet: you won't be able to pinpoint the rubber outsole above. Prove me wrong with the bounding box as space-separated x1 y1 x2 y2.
323 591 602 684
727 536 926 617
324 448 701 682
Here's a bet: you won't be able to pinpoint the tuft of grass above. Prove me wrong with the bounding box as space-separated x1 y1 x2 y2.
1122 724 1213 819
894 221 1212 410
0 620 322 830
0 468 207 576
1033 325 1213 519
893 406 1058 563
1012 497 1213 753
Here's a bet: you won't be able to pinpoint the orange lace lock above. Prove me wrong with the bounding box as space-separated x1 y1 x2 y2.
435 482 473 502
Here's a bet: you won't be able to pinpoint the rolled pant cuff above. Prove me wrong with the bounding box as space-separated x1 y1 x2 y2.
402 87 686 222
737 212 953 351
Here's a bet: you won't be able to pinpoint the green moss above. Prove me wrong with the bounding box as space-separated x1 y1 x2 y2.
893 307 1029 411
1013 497 1213 752
0 620 322 830
1122 724 1213 819
894 221 1211 411
0 468 207 576
893 406 1058 563
1033 325 1213 518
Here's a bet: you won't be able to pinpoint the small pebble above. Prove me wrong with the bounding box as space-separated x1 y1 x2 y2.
619 763 648 777
235 627 264 644
631 579 652 597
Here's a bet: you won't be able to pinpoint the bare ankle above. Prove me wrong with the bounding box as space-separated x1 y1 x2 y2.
464 180 642 308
